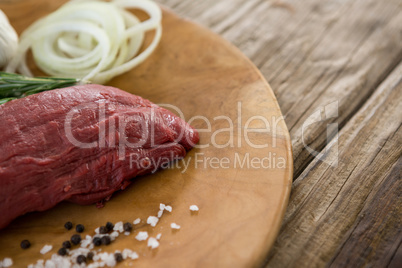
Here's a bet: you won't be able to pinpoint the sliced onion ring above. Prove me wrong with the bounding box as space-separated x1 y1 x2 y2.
6 0 162 84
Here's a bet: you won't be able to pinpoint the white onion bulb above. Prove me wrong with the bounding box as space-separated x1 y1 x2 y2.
0 9 18 69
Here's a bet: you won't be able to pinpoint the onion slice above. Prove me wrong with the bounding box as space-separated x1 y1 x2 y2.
6 0 162 84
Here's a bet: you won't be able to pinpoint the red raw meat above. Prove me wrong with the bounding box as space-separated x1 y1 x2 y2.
0 84 198 229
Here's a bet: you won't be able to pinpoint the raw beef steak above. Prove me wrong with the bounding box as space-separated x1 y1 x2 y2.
0 84 199 229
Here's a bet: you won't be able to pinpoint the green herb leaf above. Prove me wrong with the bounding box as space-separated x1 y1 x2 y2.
0 98 17 105
0 72 83 104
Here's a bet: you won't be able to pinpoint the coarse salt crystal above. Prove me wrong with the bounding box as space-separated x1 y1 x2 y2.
40 245 53 254
135 231 148 241
98 252 109 261
165 205 172 212
2 258 13 267
95 227 100 234
81 235 92 248
56 254 72 267
113 221 124 233
156 233 162 240
147 237 159 249
81 240 91 248
190 205 199 211
105 253 116 267
124 231 130 236
157 210 163 218
49 253 70 267
159 203 165 210
122 249 132 259
171 223 180 229
147 216 159 227
133 218 141 225
129 252 139 260
110 231 119 239
45 259 55 268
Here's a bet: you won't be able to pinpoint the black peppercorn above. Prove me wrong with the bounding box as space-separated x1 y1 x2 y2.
123 222 132 232
76 254 87 264
114 252 123 262
76 224 85 233
92 237 102 246
62 240 71 249
87 252 94 261
71 234 81 245
99 226 108 234
105 222 114 232
64 221 73 230
20 240 31 249
58 247 67 256
101 235 111 245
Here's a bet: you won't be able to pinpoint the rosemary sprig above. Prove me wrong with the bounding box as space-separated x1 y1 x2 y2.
0 72 82 104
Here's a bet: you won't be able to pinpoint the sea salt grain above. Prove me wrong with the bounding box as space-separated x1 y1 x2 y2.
40 245 53 254
122 249 139 260
81 240 91 248
45 259 55 267
113 221 124 233
159 203 166 210
156 233 162 240
105 254 116 267
95 252 116 267
147 237 159 249
170 223 180 229
129 251 139 260
121 249 139 260
147 216 159 227
135 231 148 241
165 205 172 212
98 252 109 261
190 205 199 211
110 231 119 239
81 235 93 248
50 253 71 267
157 210 163 218
133 218 141 225
122 249 131 259
1 258 13 267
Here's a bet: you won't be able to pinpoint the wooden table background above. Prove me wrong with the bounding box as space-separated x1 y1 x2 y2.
156 0 402 267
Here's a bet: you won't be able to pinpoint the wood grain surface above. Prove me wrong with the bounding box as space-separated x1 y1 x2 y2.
0 1 293 267
266 62 402 268
156 0 402 267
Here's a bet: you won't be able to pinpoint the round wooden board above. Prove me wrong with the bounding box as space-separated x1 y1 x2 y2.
0 1 293 267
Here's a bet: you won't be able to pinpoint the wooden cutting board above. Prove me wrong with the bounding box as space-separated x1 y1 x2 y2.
0 1 293 267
